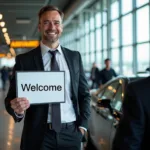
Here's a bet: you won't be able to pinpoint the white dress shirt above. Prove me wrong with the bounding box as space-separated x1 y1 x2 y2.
40 42 76 123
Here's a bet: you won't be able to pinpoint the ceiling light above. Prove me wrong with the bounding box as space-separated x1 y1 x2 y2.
6 40 10 45
5 37 10 41
16 18 31 24
0 14 3 20
10 48 16 56
4 36 9 39
2 28 7 33
5 36 10 41
0 21 5 27
4 32 9 37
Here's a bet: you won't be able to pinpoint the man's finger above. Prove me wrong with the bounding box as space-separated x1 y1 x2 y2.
11 104 18 110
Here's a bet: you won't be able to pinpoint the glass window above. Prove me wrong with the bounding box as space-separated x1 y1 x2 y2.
102 81 120 100
78 25 84 37
85 54 90 71
96 52 102 68
122 46 133 76
77 39 80 51
122 0 132 14
91 53 95 64
82 55 86 67
111 82 123 111
81 37 85 52
95 1 101 10
90 32 95 52
97 89 105 98
96 29 102 51
96 12 101 28
111 48 120 73
111 0 119 20
77 27 81 38
103 26 107 49
90 16 95 31
122 14 133 45
137 43 150 72
136 6 149 43
85 20 90 34
85 34 90 53
103 50 108 61
111 20 119 48
136 0 149 7
81 23 85 36
102 0 107 24
71 31 75 41
103 11 107 25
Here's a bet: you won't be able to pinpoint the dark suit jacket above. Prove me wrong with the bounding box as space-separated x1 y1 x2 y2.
5 46 91 150
112 77 150 150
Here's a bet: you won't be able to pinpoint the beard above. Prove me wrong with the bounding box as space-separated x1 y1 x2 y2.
43 30 61 44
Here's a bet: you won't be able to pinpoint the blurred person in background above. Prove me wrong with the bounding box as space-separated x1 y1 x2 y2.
99 58 117 85
8 67 13 82
90 62 100 89
0 66 9 91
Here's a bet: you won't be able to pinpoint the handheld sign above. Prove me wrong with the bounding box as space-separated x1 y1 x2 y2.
16 71 65 104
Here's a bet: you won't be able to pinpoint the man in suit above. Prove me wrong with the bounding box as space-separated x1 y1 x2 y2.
5 5 90 150
112 77 150 150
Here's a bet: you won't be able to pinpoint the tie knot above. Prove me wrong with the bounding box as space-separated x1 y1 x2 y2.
49 50 58 56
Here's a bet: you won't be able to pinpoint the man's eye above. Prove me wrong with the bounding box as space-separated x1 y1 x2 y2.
55 22 60 25
44 21 49 25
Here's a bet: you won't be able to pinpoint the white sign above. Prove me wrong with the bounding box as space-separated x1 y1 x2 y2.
16 71 65 104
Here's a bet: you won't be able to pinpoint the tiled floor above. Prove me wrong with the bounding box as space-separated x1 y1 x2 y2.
0 90 23 150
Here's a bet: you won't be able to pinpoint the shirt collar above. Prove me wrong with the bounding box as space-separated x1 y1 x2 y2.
40 41 62 56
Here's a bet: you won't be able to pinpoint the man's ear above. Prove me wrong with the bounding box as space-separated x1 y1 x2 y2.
38 23 41 32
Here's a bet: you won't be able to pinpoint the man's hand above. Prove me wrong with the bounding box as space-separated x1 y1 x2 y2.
10 97 30 115
79 127 85 136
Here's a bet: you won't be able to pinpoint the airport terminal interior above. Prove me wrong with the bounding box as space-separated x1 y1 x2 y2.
0 0 150 150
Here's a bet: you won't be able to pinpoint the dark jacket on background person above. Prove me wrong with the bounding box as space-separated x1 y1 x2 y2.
1 66 9 90
90 67 100 88
99 68 117 84
1 67 8 81
112 77 150 150
5 46 91 150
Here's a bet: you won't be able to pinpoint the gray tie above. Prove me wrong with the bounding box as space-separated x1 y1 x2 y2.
49 50 61 132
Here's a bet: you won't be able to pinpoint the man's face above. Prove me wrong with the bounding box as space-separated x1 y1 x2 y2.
38 10 63 44
105 60 111 68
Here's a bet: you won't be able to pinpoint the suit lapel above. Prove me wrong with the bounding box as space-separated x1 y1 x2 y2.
61 46 75 97
61 47 73 74
33 46 44 70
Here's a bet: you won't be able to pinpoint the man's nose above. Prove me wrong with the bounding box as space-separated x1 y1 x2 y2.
48 22 55 29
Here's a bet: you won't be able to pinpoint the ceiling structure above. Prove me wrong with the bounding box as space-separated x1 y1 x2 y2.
0 0 71 55
0 0 95 56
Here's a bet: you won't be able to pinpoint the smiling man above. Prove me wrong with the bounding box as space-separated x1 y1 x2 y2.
5 5 91 150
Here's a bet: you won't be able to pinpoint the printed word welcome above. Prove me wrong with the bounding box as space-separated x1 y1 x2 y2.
21 84 62 91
